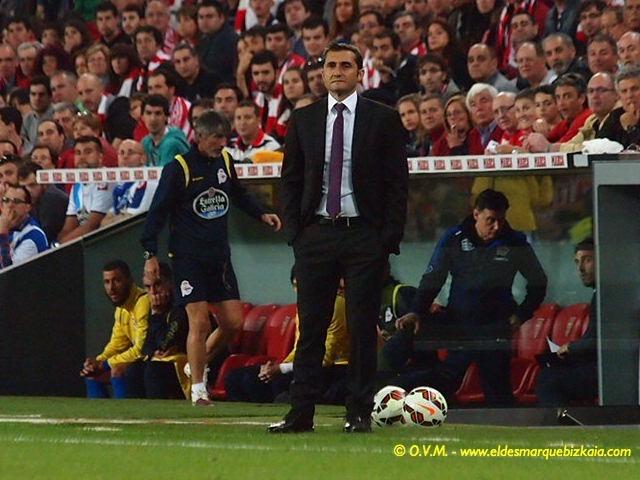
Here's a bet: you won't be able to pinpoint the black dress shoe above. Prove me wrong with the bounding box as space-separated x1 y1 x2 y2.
267 418 314 433
343 416 372 433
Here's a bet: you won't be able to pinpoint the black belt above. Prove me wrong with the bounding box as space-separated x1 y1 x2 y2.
313 215 364 227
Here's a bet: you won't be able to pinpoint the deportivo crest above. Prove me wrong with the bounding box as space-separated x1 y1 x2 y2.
461 238 475 251
180 280 194 297
193 187 229 219
217 168 228 184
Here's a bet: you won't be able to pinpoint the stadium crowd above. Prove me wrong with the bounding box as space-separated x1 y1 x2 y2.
0 0 609 409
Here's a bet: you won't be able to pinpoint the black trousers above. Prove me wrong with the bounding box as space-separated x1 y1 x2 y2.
290 220 387 420
144 361 185 399
536 360 598 407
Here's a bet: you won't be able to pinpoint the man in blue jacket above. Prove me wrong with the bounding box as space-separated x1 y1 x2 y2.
141 110 281 405
397 189 547 405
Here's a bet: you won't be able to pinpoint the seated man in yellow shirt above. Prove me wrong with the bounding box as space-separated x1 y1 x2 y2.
225 275 349 404
81 260 150 398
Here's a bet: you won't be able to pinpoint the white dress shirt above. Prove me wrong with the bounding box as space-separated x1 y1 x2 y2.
316 90 359 217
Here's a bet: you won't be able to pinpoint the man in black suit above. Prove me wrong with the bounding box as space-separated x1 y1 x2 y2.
270 42 408 433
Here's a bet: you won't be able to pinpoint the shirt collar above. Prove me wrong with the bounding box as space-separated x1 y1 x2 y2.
327 90 358 114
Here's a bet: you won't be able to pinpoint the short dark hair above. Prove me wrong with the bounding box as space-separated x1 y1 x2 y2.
75 135 103 152
172 42 198 58
284 0 310 11
374 29 401 51
96 1 119 17
18 160 42 180
534 84 556 98
236 99 260 116
575 237 595 252
213 83 243 101
0 106 23 133
420 93 445 107
587 33 617 52
474 189 510 212
243 25 267 41
579 0 606 16
188 98 215 126
39 119 65 137
250 50 278 71
30 75 52 97
123 3 145 17
197 0 226 17
511 10 536 25
135 26 163 46
515 88 536 102
323 42 363 69
553 73 587 95
358 9 384 25
0 140 18 155
143 94 170 116
266 23 293 38
9 87 29 107
31 144 58 165
7 15 32 31
302 17 329 36
149 66 180 89
103 259 132 278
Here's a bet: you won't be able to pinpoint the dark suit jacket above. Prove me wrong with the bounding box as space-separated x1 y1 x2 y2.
280 95 408 254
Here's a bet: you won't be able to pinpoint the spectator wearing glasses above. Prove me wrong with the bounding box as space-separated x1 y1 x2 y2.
525 72 618 153
0 184 49 268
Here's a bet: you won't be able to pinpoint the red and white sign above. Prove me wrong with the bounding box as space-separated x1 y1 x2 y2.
36 154 571 185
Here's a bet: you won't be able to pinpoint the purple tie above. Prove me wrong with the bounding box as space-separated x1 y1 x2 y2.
327 103 346 218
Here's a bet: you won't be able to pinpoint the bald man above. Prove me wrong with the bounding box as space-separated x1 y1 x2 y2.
77 73 113 121
102 140 157 227
617 31 640 69
467 44 517 93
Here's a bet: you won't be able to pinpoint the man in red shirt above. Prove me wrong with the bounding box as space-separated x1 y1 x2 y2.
547 73 592 143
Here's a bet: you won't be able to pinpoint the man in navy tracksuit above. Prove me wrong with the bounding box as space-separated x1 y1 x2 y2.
396 189 547 405
141 110 281 405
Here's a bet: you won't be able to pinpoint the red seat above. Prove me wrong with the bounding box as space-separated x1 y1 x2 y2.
455 304 560 405
210 304 292 400
513 304 560 404
551 303 590 346
454 362 484 404
234 304 279 355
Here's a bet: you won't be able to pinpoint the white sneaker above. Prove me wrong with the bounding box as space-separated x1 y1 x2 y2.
191 388 213 406
184 363 210 386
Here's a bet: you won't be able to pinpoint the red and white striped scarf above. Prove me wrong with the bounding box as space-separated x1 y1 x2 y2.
252 85 283 137
169 96 193 140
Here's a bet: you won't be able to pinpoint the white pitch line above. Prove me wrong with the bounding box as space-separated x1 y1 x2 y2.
0 416 335 427
82 427 122 432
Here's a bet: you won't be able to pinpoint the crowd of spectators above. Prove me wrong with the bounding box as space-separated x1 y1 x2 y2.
1 0 636 264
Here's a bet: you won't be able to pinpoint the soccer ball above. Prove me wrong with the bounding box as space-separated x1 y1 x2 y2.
402 386 448 427
371 386 406 426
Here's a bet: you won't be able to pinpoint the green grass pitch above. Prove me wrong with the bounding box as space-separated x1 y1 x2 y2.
0 397 638 480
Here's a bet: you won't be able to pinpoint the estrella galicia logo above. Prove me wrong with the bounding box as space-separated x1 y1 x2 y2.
193 187 229 219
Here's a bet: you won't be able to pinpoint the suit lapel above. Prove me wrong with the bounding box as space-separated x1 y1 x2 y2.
312 99 328 176
352 96 368 173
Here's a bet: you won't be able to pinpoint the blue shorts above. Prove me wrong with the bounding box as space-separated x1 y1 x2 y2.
171 256 240 306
